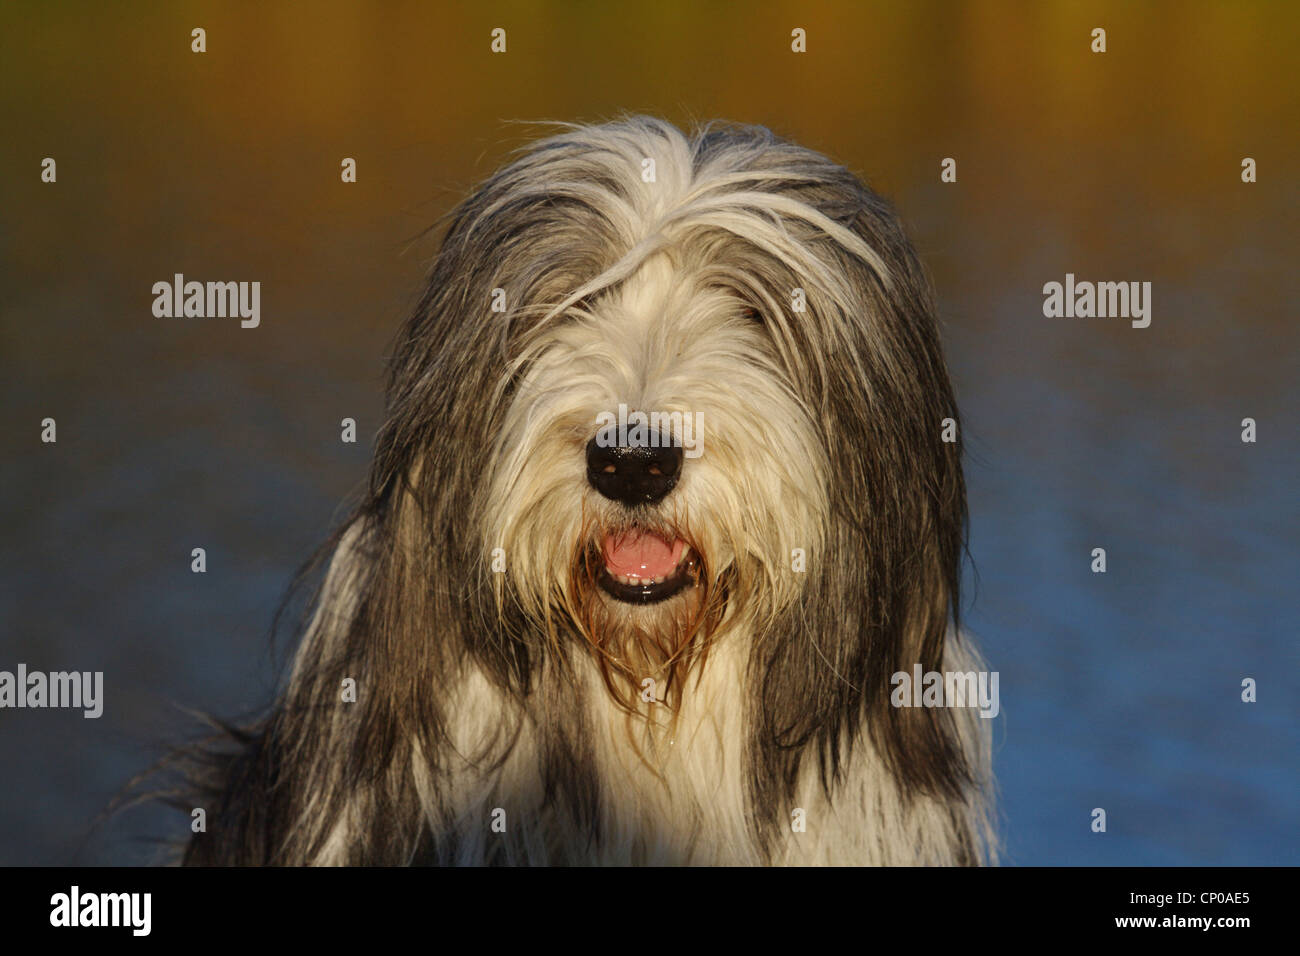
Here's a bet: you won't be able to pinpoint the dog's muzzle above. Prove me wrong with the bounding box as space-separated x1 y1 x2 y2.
585 431 697 604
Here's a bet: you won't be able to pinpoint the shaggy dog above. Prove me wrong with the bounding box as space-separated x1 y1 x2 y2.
183 116 995 865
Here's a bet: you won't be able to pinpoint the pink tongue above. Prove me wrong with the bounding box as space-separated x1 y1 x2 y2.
603 532 684 579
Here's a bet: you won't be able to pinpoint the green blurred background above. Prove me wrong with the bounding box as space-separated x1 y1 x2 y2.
1 1 1296 864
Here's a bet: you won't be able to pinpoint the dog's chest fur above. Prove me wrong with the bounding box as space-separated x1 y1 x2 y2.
411 634 762 865
315 631 943 867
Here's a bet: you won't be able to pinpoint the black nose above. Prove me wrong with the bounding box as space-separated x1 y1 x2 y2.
586 434 683 506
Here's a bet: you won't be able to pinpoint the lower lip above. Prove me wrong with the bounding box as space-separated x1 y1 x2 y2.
597 548 697 605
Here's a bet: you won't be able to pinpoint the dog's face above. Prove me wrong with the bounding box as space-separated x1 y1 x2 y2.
486 246 828 703
380 118 966 749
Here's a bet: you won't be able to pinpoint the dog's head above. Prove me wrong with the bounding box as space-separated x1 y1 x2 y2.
370 117 969 800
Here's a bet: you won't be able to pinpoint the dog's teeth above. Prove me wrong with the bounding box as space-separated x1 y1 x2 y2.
652 575 665 584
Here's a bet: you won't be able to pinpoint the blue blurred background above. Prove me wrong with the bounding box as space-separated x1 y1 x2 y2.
1 1 1295 864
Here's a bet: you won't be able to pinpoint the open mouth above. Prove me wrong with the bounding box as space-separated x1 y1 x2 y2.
597 530 699 605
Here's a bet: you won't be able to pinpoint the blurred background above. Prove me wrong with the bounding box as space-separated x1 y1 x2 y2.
1 0 1295 865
